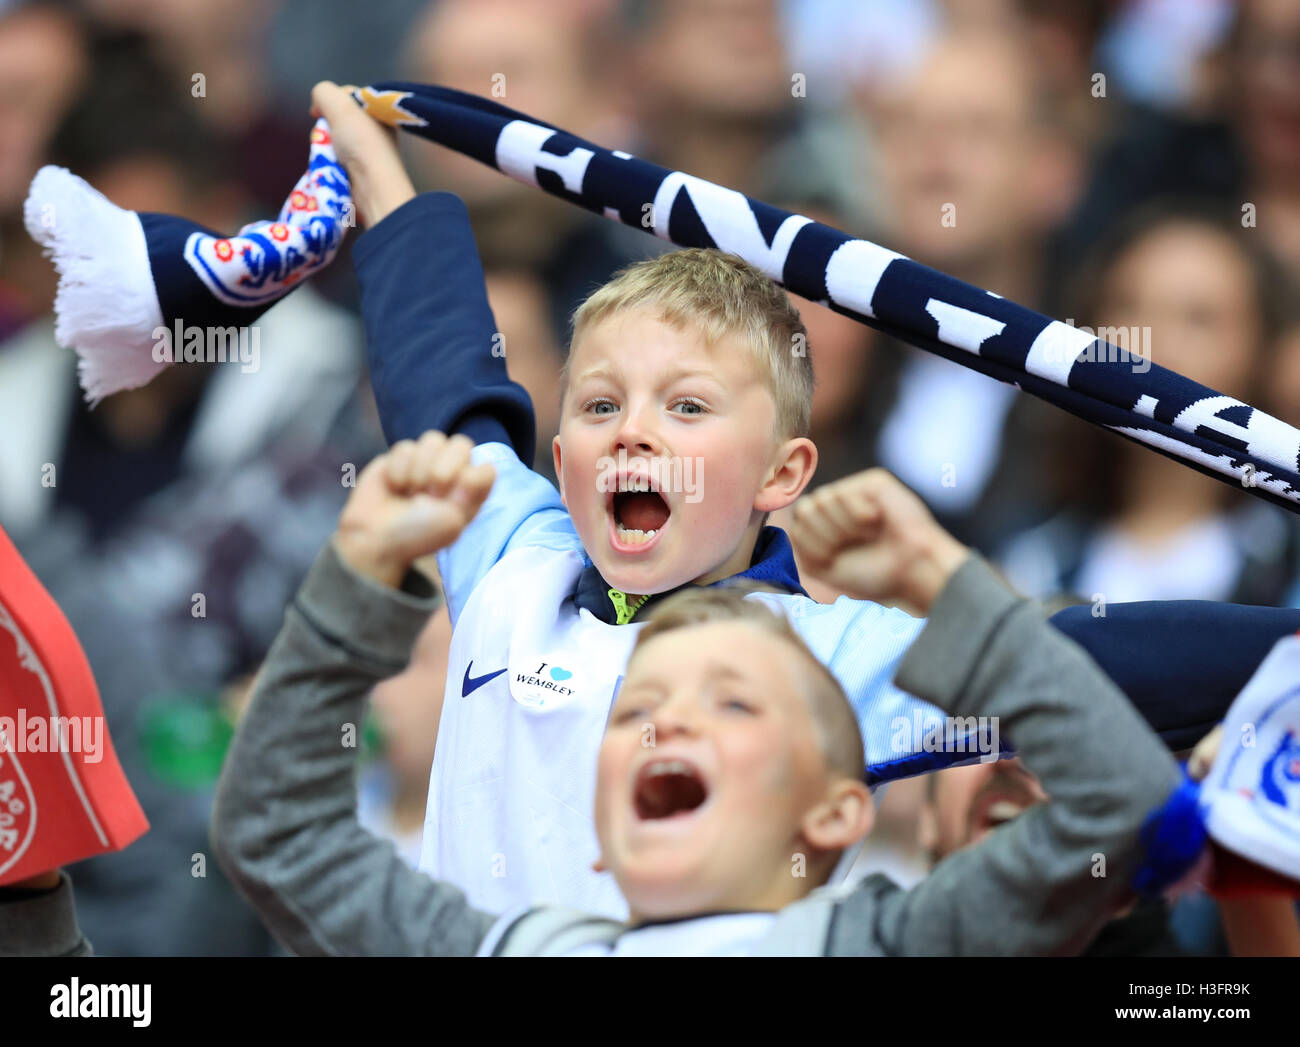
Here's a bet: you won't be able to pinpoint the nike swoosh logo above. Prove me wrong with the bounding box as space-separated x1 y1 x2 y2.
462 662 508 697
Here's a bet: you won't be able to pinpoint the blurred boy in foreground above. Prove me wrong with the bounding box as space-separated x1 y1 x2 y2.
206 437 1181 955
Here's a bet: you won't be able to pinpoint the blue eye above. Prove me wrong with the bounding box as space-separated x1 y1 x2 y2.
585 398 618 415
672 399 706 415
722 698 756 714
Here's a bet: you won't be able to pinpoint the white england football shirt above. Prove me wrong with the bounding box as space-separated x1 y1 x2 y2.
424 443 937 919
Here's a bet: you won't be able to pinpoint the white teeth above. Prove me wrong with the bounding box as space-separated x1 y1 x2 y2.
647 759 690 777
616 526 658 545
619 476 653 492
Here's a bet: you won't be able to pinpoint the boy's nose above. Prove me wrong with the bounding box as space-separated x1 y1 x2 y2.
612 404 660 456
649 694 701 740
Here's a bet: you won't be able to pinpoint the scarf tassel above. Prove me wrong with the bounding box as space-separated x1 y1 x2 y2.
24 166 166 405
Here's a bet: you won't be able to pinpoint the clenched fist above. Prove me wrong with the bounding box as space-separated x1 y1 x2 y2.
788 468 968 614
335 432 495 588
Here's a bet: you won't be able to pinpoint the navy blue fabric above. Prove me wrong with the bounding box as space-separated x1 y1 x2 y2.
141 213 276 331
1051 602 1300 750
350 193 536 460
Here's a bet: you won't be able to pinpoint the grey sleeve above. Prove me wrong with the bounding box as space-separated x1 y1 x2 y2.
210 540 499 957
0 875 93 956
833 556 1181 956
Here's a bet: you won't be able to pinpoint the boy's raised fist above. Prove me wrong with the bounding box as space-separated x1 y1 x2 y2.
789 468 968 614
335 432 495 588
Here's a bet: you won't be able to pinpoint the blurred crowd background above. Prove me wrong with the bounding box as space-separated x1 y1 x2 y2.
0 0 1297 955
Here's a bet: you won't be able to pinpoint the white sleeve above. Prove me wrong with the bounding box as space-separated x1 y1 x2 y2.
435 443 582 626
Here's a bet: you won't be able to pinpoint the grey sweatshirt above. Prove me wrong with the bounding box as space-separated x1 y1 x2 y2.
2 541 1181 955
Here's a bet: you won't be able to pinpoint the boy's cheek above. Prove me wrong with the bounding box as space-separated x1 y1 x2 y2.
566 464 599 506
595 737 631 803
732 731 798 798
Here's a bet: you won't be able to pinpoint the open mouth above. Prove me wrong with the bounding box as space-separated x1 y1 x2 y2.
608 475 672 549
633 758 709 821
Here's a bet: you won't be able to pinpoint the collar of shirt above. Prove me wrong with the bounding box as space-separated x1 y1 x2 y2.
572 525 807 625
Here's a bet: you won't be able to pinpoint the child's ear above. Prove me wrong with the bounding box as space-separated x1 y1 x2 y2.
754 437 817 513
802 777 873 853
552 435 567 507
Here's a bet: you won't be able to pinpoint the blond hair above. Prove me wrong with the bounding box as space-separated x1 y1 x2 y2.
629 583 864 781
568 249 813 439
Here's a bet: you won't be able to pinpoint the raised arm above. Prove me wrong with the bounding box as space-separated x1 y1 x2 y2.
352 195 536 458
211 433 503 955
882 555 1180 954
312 84 575 621
312 81 536 458
352 206 577 621
791 470 1182 956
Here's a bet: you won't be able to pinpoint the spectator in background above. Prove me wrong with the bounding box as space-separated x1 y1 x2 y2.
626 0 793 198
485 269 566 479
267 0 432 119
999 202 1300 608
80 0 304 215
0 1 87 340
1059 0 1300 285
402 0 648 348
1230 0 1300 277
0 32 383 954
0 30 247 540
1267 306 1300 607
862 28 1083 545
921 757 1215 955
1014 0 1112 147
1273 310 1300 431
